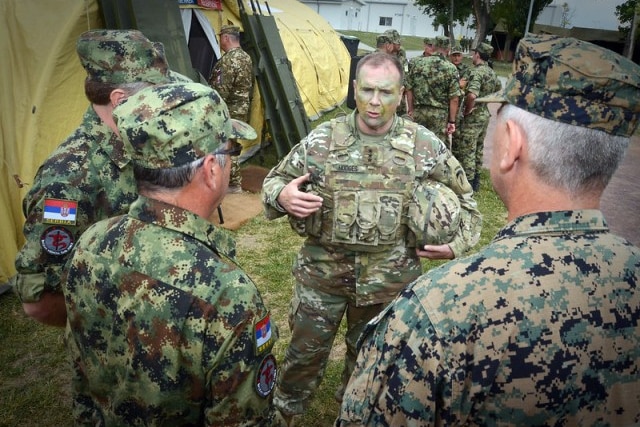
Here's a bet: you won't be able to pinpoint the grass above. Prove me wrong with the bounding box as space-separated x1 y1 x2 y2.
0 30 509 426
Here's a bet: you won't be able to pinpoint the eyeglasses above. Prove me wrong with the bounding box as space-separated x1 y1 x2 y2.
214 141 242 157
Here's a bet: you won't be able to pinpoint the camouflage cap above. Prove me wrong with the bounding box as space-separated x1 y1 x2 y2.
219 25 240 36
423 37 435 45
451 43 463 54
377 34 393 45
77 29 182 85
473 42 493 56
408 180 461 246
435 36 450 49
383 29 402 44
477 34 640 137
113 82 257 169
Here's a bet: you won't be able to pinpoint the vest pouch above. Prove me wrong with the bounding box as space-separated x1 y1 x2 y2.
332 190 358 244
377 193 402 245
355 191 380 246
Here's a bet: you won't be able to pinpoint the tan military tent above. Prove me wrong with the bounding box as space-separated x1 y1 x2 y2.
0 0 351 284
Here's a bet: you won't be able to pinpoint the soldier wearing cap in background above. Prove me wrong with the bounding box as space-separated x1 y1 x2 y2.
14 29 188 327
63 82 285 426
262 51 481 425
406 35 462 143
377 29 408 115
209 24 254 194
449 41 469 89
337 34 640 426
452 41 502 192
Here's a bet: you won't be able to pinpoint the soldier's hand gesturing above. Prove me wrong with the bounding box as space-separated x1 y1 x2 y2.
277 173 323 219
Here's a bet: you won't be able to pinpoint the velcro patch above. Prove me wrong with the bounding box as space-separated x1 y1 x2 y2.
43 198 78 225
254 313 273 355
40 226 75 256
255 354 277 398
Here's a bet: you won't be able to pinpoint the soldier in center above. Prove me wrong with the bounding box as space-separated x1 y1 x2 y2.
261 52 482 425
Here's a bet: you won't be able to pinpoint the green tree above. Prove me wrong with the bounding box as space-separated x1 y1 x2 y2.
491 0 552 59
615 0 639 57
414 0 474 38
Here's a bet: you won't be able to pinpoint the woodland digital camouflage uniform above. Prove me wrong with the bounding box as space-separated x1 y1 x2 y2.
209 29 253 188
14 29 182 303
338 35 640 426
63 83 279 426
452 43 501 183
407 48 462 142
262 110 481 415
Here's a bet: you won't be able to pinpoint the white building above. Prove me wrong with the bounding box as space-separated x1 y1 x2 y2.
298 0 459 39
299 0 624 41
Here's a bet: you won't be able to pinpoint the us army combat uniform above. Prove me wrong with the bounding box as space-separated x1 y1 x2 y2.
209 46 253 188
14 106 136 302
453 61 501 184
262 111 481 415
338 210 640 426
63 195 280 426
407 53 462 142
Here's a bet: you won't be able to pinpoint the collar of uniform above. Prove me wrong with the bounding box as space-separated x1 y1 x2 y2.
493 210 609 242
128 195 237 261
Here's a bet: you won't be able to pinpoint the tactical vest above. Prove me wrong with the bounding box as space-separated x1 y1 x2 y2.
290 114 436 252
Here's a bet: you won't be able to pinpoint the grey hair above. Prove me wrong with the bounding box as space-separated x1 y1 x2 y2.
134 153 227 193
499 104 628 194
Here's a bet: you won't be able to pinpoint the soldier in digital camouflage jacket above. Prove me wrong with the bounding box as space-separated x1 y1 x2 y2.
338 35 640 427
64 82 284 426
14 29 188 326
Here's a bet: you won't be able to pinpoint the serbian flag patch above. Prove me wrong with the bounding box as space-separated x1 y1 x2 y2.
254 313 273 355
43 198 78 225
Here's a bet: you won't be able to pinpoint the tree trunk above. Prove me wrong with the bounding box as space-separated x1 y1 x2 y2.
472 0 491 48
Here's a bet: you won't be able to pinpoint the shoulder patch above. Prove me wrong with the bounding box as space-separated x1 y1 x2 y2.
255 354 277 398
43 198 78 225
254 312 274 355
40 226 75 256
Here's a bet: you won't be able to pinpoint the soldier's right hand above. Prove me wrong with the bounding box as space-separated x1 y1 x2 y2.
277 173 323 219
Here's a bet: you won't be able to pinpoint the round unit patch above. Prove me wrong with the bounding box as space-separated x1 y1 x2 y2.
40 226 75 256
255 354 277 398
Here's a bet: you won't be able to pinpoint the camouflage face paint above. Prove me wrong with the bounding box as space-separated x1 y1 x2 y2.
354 63 403 135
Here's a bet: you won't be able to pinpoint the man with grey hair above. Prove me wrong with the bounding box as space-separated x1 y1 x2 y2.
338 34 640 426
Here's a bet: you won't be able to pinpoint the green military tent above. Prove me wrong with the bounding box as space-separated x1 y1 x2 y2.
0 0 351 284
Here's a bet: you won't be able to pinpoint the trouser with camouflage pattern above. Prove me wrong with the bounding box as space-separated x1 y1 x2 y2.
273 281 385 416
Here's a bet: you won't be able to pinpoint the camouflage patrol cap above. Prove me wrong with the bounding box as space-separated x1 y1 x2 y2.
219 25 240 36
423 37 435 45
477 34 640 137
473 42 493 56
113 82 257 169
77 29 180 85
383 29 402 44
435 36 450 49
377 34 393 45
451 43 463 54
408 180 461 246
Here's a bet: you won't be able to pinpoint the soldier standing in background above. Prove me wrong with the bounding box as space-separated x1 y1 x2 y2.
63 82 284 426
454 42 502 191
406 36 462 143
338 35 640 426
262 52 481 426
209 25 253 194
13 30 187 327
381 29 408 115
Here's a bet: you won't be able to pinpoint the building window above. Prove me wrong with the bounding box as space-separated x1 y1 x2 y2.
379 17 392 26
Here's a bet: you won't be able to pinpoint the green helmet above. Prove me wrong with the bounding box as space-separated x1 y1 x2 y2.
408 180 461 246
